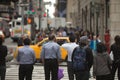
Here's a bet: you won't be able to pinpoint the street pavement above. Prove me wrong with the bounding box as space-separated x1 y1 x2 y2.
6 64 96 80
6 62 119 80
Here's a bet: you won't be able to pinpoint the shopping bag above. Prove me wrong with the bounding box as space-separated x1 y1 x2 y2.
110 51 114 61
58 68 64 80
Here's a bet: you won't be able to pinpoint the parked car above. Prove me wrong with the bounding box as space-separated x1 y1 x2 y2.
13 37 70 62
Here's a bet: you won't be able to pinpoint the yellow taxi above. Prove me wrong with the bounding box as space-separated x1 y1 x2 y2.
14 37 70 62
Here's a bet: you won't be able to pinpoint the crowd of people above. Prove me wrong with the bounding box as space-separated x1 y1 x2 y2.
0 26 120 80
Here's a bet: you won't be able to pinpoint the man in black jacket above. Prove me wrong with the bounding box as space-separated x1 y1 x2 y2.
110 35 120 80
0 37 8 80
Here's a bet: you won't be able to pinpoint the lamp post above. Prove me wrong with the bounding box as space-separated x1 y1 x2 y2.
38 0 42 30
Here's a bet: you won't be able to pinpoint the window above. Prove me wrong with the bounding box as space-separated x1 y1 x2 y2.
56 39 67 46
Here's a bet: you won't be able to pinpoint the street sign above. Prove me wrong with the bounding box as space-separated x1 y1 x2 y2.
27 11 36 15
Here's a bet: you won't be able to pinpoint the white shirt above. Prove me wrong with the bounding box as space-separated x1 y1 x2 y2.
61 42 79 62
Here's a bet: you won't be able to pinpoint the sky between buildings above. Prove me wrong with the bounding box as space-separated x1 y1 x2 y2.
44 0 56 18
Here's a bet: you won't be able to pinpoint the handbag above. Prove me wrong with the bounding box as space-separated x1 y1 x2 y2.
58 68 64 80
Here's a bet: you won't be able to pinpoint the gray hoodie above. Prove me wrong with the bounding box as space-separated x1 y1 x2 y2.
93 52 112 76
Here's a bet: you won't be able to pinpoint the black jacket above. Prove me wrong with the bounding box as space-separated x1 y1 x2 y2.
110 43 120 62
0 45 8 66
85 47 93 71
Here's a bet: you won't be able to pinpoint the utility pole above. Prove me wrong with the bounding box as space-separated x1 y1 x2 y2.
19 3 29 35
39 0 41 30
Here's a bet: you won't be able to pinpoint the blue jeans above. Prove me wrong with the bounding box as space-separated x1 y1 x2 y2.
75 71 89 80
0 65 6 80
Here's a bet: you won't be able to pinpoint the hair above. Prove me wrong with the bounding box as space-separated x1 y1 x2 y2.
69 34 76 42
0 37 3 45
114 35 120 45
48 34 55 41
23 38 31 45
97 42 106 53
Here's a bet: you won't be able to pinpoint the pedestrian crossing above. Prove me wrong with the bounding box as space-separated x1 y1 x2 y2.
6 64 118 80
6 65 69 80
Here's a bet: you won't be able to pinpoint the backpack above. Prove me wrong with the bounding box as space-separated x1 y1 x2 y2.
72 46 87 71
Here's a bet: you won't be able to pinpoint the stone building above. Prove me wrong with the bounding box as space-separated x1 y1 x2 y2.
66 0 80 27
66 0 120 43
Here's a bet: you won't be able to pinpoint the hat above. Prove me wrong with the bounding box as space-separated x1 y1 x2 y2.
79 36 88 43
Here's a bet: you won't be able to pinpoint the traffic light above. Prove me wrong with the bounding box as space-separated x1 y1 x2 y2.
43 13 47 17
24 17 27 25
27 18 32 24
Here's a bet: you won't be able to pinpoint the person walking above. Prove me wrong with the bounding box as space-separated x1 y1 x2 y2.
0 37 8 80
61 34 79 80
110 35 120 80
16 38 36 80
40 34 61 80
93 42 112 80
72 36 93 80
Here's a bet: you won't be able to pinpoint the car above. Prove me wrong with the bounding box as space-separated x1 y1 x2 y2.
13 37 70 62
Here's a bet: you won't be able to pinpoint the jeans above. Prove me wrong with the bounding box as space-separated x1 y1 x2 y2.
67 61 75 80
19 64 33 80
44 59 58 80
96 74 112 80
0 65 6 80
111 61 120 80
75 71 89 80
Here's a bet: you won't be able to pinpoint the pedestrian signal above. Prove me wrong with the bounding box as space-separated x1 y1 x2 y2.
27 18 32 24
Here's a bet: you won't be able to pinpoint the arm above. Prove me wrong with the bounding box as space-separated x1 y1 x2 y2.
31 49 36 64
86 47 93 70
16 49 20 62
4 46 8 57
93 56 97 77
40 46 45 63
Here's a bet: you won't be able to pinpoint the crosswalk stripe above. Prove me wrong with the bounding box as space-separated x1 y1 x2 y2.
5 64 118 80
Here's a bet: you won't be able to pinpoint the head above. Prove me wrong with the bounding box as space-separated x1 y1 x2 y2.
79 36 88 47
97 42 106 53
23 38 31 45
69 34 76 42
48 34 56 41
114 35 120 44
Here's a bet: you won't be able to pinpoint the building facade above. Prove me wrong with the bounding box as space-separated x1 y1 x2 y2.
79 0 106 41
66 0 120 43
66 0 80 27
110 0 120 43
